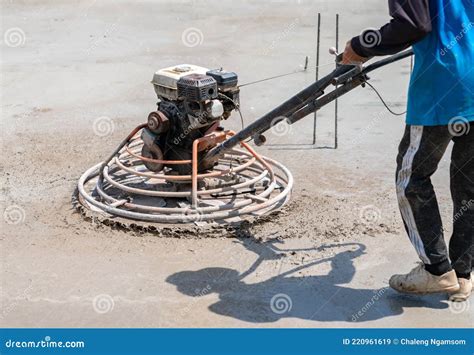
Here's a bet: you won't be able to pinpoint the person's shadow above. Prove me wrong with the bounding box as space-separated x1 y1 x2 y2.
166 238 449 323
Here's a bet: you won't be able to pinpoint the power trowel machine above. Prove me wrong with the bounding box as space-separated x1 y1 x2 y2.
76 48 413 228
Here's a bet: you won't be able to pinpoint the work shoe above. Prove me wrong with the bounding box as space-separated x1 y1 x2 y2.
449 278 472 302
389 263 460 294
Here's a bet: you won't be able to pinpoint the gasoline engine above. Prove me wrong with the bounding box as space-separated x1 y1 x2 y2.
142 64 240 174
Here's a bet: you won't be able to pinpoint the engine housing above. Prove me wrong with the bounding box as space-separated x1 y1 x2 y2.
143 64 239 175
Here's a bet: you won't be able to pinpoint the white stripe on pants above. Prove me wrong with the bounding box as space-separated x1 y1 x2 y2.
396 125 430 264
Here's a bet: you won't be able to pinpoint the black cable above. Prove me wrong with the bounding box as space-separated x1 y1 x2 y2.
218 93 245 130
364 81 406 116
236 108 245 131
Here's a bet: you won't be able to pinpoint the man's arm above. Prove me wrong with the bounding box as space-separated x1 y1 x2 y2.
343 0 432 63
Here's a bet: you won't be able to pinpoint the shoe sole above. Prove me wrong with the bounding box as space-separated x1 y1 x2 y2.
449 294 471 302
390 284 460 295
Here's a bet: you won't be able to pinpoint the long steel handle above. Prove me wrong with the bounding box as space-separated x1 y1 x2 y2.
203 49 414 165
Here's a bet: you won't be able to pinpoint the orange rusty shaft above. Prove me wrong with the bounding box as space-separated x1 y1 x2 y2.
191 131 230 208
101 123 147 172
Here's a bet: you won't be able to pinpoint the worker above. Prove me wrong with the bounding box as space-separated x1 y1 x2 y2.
342 0 473 301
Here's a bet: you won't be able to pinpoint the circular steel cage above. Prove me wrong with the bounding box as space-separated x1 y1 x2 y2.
77 126 293 225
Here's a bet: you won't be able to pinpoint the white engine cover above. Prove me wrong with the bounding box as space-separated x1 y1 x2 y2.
151 64 209 100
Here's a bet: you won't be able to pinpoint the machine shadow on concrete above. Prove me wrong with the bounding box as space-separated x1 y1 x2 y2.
166 238 449 324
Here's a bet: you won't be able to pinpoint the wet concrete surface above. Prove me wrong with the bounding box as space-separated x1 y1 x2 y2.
1 0 472 327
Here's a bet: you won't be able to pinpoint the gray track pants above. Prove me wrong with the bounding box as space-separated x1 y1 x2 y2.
396 124 473 277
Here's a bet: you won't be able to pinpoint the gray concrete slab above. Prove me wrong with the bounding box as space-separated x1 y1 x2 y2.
1 0 472 327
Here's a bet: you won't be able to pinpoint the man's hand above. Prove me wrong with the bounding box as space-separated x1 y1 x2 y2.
341 41 370 65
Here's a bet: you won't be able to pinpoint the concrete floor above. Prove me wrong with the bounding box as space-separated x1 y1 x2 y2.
1 0 472 327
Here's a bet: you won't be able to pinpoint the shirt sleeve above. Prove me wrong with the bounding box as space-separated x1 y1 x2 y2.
351 0 432 57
